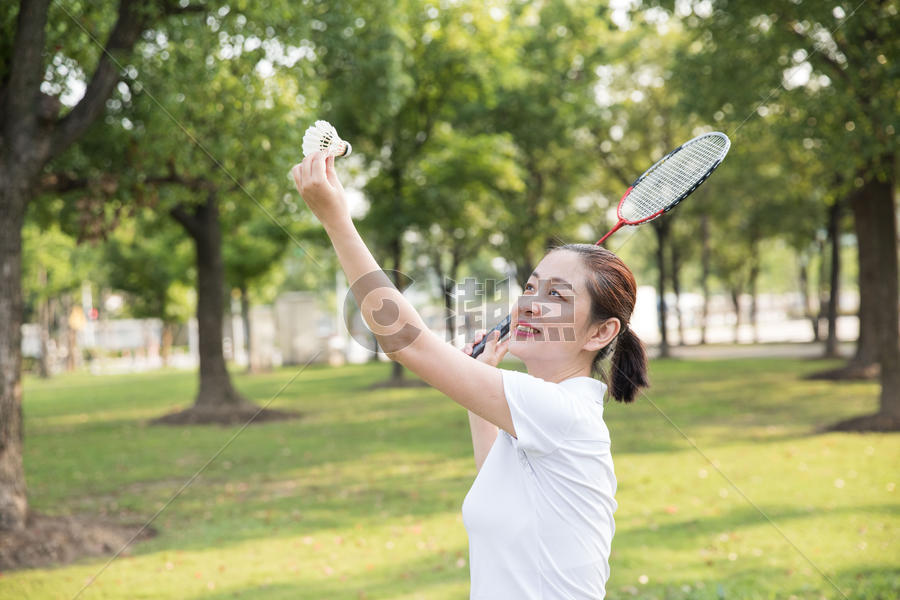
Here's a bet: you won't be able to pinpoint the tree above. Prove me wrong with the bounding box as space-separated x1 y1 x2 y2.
822 194 845 358
586 21 699 356
26 2 311 424
709 117 824 344
107 10 311 422
318 0 514 383
485 1 614 287
656 0 899 428
409 126 524 342
224 217 290 372
0 0 204 533
21 220 94 376
102 208 192 366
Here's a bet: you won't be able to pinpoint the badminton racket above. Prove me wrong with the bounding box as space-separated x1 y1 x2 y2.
470 131 731 358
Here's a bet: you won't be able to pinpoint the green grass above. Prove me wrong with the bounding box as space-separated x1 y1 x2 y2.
4 357 898 599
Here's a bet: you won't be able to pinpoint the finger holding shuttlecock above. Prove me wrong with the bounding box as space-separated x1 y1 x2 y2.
302 120 352 158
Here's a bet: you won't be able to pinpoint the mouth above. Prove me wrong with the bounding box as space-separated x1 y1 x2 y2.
513 322 541 339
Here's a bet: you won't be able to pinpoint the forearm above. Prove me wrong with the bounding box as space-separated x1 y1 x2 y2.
324 218 428 349
294 153 512 435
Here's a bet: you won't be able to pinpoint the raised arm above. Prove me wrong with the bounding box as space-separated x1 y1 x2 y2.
292 153 516 436
462 330 507 471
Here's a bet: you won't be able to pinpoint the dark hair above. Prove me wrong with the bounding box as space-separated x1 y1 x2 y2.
553 243 649 403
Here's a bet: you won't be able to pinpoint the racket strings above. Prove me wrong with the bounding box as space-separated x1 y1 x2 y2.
621 134 729 222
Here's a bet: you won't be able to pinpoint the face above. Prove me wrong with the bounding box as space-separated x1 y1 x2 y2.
509 250 620 376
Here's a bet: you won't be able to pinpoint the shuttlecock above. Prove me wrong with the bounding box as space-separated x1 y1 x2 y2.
302 120 352 158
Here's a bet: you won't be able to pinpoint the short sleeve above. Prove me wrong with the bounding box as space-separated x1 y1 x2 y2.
501 369 579 457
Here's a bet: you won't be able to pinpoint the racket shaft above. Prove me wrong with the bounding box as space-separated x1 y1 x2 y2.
470 314 511 359
596 219 626 245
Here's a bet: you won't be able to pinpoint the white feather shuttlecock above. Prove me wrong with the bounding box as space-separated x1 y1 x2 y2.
302 120 352 158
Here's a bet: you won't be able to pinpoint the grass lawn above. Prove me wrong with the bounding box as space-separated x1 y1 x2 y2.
3 357 898 599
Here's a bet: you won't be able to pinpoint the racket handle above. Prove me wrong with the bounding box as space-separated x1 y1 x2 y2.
470 314 511 359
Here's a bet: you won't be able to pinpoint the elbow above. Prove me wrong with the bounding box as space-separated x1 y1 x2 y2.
377 324 427 361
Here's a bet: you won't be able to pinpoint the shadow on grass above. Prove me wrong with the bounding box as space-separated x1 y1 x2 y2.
129 465 475 555
178 540 470 600
605 357 881 453
616 503 899 547
605 565 898 600
37 498 884 599
174 556 899 600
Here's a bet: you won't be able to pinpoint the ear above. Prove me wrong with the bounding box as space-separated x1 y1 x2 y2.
582 317 621 352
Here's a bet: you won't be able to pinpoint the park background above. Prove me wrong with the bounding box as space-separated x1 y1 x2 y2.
0 0 897 598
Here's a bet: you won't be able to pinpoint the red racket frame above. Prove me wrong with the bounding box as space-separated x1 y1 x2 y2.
596 132 728 246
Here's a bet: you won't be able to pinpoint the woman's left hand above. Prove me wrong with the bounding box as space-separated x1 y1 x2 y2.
291 152 349 227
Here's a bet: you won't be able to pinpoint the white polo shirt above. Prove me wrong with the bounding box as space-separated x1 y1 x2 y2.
462 369 618 599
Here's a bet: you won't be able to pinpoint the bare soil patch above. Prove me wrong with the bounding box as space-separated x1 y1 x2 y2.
367 378 430 390
0 512 155 571
151 404 301 426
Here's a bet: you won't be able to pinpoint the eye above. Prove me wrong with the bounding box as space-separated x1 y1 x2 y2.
524 282 535 292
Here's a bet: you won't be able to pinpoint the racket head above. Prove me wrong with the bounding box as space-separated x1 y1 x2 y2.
616 131 730 225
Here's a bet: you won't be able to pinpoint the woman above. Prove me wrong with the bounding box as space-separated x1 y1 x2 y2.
292 152 649 599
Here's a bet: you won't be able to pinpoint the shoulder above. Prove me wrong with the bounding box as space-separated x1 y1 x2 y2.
558 377 611 442
500 370 610 453
500 370 607 408
558 376 608 405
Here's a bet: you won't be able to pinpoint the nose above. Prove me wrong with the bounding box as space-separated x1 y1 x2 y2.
519 296 542 318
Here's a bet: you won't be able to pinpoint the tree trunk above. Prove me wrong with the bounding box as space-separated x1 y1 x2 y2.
66 319 77 371
195 196 248 407
430 252 453 343
239 283 253 373
749 250 760 344
389 235 405 383
0 0 170 526
852 271 878 365
700 215 710 345
852 176 899 415
63 296 77 371
670 241 684 346
816 237 828 346
368 330 381 363
798 257 819 342
654 221 670 357
731 288 742 343
443 277 455 343
0 179 28 532
173 195 249 411
160 321 173 367
829 170 900 429
37 269 51 378
849 189 881 369
824 199 842 358
442 248 462 344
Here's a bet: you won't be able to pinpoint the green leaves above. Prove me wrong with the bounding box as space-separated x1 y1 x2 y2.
102 208 193 322
657 0 898 185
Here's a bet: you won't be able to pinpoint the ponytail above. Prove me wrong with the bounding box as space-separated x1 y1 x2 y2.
554 243 649 404
609 326 649 403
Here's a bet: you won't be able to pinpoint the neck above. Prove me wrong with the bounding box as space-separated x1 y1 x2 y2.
524 356 592 383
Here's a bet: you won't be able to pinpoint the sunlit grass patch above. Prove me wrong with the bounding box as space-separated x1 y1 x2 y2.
6 357 898 599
